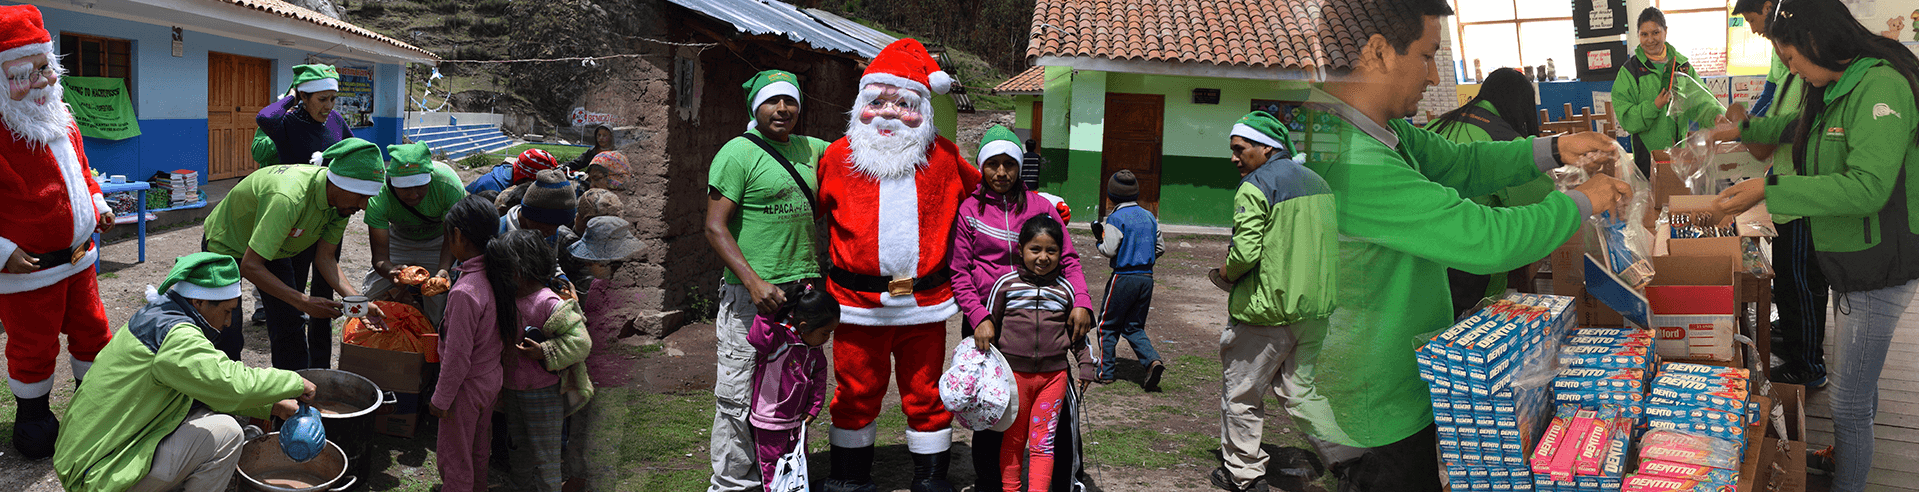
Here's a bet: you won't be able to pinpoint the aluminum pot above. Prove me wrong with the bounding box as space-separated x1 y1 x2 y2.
235 432 356 492
295 369 393 482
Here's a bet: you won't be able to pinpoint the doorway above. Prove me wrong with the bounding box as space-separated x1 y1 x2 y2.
207 52 273 180
1100 93 1163 214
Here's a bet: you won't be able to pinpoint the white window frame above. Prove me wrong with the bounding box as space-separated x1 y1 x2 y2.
1451 0 1732 81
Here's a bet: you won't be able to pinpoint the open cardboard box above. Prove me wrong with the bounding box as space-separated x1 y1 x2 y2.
1655 195 1772 257
1645 255 1739 362
338 343 426 393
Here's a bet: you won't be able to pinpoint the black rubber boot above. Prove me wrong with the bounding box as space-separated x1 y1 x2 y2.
13 395 59 460
822 445 877 492
909 451 954 492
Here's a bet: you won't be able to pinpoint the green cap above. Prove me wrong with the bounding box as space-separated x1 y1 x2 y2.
290 64 340 94
976 125 1024 165
160 252 243 301
385 142 435 188
1231 111 1292 152
742 70 802 126
321 138 386 196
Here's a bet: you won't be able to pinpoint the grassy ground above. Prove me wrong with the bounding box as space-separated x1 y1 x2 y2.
453 142 592 170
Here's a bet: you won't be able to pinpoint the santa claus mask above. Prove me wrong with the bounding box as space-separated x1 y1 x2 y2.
846 83 937 180
2 53 72 147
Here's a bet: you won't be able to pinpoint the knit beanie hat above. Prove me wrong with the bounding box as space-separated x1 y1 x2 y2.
976 125 1024 166
513 148 559 183
384 142 435 188
576 188 624 225
743 70 802 130
1106 169 1139 202
321 138 386 196
158 252 243 301
290 64 340 94
587 151 632 190
520 169 577 226
1231 111 1292 152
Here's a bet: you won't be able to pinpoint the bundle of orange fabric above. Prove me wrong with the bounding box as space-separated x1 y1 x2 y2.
342 301 436 353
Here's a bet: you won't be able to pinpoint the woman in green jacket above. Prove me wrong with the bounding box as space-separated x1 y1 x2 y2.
1613 7 1724 176
1429 67 1555 316
1711 1 1919 488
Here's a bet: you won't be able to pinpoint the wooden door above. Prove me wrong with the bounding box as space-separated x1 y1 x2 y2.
207 52 273 180
1030 101 1043 146
1101 93 1163 214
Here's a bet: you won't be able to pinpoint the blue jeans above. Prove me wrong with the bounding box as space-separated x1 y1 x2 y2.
1098 273 1160 380
1830 278 1918 492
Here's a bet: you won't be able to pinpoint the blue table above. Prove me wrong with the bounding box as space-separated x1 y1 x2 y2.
97 181 150 268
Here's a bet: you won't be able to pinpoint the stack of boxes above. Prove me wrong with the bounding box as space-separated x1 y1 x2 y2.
1418 294 1576 492
1532 327 1655 491
165 169 199 206
1623 362 1751 489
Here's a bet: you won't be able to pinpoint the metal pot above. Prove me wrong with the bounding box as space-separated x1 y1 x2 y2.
236 433 357 492
296 369 393 483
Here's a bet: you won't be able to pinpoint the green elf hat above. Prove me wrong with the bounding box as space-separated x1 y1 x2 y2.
290 64 340 94
385 142 435 188
159 252 243 301
976 125 1024 165
321 138 387 196
1231 111 1292 152
742 70 802 129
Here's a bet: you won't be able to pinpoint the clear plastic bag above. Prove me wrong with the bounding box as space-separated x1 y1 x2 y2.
1666 75 1727 128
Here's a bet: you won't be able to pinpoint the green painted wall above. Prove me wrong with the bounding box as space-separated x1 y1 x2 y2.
935 93 958 142
1014 95 1037 131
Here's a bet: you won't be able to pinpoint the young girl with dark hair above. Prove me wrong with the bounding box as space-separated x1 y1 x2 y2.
1429 67 1554 315
975 216 1096 492
488 230 595 491
1711 0 1919 488
431 195 502 492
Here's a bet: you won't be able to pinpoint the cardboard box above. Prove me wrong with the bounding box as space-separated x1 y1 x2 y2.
1763 438 1807 492
373 390 421 438
1771 383 1807 441
338 343 426 393
1646 255 1738 362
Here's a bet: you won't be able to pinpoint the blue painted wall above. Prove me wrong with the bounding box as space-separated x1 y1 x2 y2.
10 2 411 182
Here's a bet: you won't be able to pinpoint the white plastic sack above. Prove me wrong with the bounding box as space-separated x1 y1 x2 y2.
939 344 1019 432
766 425 810 492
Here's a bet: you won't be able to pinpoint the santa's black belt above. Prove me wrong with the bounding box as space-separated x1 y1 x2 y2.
30 239 94 271
828 266 951 296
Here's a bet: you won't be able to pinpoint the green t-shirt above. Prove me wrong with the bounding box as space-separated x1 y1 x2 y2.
365 162 467 241
707 130 828 285
205 165 350 260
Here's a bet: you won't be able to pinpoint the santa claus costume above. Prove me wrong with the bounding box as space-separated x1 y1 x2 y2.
819 38 978 492
0 4 116 461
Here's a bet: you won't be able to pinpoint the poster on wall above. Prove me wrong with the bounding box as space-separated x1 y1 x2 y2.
1573 0 1628 38
1841 0 1919 56
306 54 375 128
62 76 142 140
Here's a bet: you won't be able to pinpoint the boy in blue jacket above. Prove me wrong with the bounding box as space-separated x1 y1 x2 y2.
1090 170 1167 390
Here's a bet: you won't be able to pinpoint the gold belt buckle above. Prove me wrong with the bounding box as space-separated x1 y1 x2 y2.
887 276 914 297
69 245 86 265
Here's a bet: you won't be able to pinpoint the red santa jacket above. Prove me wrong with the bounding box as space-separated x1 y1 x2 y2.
0 124 107 294
818 135 980 326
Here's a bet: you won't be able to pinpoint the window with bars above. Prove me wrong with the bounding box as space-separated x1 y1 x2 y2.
1451 0 1731 81
59 33 133 93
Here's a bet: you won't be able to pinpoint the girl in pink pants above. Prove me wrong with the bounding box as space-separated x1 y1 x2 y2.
430 196 504 492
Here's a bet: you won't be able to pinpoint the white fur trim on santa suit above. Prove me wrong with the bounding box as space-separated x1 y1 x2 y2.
172 281 242 301
328 170 385 196
0 41 53 67
859 72 932 96
389 172 433 188
1231 123 1286 150
905 428 952 454
70 358 91 381
297 77 339 93
0 126 100 294
9 377 52 399
831 422 878 448
976 140 1024 166
836 173 959 326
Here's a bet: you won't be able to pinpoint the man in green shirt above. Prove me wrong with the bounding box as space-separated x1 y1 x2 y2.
363 142 465 326
700 69 829 492
203 138 385 370
1280 1 1633 490
54 253 314 492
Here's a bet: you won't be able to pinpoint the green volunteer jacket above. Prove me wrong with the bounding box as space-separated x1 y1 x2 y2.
1762 53 1810 223
1613 43 1723 152
1739 58 1919 293
54 292 306 492
1431 101 1559 298
538 298 595 416
1291 101 1590 447
1224 152 1337 326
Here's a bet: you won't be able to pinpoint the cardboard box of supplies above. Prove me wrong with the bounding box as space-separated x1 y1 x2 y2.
1646 255 1738 362
338 343 425 393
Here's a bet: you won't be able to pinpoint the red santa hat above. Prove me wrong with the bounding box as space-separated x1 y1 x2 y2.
860 38 951 96
0 6 54 65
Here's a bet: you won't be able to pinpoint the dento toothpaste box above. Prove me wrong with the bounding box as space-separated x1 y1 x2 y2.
1620 473 1736 492
1658 362 1748 380
1636 459 1738 484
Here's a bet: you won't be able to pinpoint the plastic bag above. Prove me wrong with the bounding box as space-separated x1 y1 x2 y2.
1581 146 1656 289
1665 75 1727 128
765 425 810 492
342 301 436 353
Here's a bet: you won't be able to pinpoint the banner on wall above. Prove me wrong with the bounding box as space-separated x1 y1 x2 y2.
306 54 375 128
1574 0 1629 38
62 76 142 140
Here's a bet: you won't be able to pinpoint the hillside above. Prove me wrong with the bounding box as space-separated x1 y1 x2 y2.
344 0 1028 123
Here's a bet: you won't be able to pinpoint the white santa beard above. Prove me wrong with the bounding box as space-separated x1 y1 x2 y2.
845 95 937 181
1 83 73 147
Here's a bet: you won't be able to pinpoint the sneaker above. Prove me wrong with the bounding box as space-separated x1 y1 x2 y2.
1808 445 1835 475
250 308 267 325
1144 361 1166 392
1769 363 1828 388
1209 466 1269 492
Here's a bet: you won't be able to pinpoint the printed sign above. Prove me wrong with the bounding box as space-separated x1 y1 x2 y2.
61 76 142 140
571 107 618 127
306 55 375 128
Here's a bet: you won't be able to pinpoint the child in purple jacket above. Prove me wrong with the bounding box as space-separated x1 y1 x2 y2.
747 285 839 479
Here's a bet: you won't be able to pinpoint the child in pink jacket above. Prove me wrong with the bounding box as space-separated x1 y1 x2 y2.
747 285 839 479
430 196 503 492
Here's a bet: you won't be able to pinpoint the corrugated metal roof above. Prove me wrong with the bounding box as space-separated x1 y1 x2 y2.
803 8 898 55
216 0 438 61
669 0 894 59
